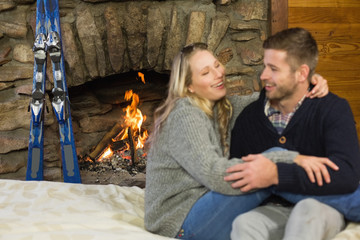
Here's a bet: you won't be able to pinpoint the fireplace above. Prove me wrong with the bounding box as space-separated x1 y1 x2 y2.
72 70 168 187
0 0 269 184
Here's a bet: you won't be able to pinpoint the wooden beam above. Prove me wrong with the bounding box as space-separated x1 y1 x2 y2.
271 0 288 34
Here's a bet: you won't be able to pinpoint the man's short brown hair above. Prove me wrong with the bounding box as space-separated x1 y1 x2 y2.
263 27 318 78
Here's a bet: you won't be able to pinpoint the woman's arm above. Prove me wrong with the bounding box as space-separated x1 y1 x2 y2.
307 74 329 98
224 153 339 192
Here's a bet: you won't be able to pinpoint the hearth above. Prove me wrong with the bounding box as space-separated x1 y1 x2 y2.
70 70 169 186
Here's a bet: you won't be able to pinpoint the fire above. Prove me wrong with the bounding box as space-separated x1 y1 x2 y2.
119 90 148 149
98 72 148 161
138 72 145 84
98 146 113 161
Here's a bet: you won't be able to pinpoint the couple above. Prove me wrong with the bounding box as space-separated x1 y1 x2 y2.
144 28 360 240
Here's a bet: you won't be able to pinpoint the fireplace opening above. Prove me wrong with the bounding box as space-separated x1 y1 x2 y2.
68 70 169 186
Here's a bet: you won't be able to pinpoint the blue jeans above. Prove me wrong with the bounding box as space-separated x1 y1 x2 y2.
276 186 360 222
264 147 360 222
176 190 271 240
177 147 360 240
176 147 284 240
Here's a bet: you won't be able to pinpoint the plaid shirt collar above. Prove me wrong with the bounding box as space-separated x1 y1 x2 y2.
264 94 307 134
264 94 307 117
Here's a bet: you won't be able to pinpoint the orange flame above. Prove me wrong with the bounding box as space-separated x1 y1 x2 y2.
138 72 145 84
98 146 113 161
115 73 148 150
121 90 148 149
100 72 148 161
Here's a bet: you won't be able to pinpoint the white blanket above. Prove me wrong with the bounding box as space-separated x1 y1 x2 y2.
0 179 173 240
0 179 358 240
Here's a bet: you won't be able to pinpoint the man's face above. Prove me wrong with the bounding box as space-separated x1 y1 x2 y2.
260 49 298 102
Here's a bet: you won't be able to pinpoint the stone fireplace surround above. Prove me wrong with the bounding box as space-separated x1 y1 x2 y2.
0 0 269 183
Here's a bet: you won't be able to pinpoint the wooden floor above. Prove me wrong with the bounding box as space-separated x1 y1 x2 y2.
287 0 360 140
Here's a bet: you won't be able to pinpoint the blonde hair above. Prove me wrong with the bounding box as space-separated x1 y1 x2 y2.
149 43 233 154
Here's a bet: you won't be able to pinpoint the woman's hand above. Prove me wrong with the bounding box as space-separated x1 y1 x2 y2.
307 74 329 98
294 155 339 186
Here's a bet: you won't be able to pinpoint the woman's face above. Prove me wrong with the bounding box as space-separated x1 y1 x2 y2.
188 50 227 105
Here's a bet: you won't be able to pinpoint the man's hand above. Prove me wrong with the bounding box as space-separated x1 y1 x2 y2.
307 73 329 98
224 154 278 192
294 155 339 186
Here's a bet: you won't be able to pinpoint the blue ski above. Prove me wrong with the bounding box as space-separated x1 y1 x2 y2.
27 0 47 181
27 0 81 183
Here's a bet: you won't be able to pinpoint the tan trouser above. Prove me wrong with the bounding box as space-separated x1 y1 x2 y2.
231 198 345 240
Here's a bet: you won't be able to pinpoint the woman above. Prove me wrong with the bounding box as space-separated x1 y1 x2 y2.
144 43 330 240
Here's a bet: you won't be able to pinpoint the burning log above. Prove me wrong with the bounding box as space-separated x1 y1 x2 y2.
89 91 148 165
89 122 123 160
127 127 139 164
89 75 148 164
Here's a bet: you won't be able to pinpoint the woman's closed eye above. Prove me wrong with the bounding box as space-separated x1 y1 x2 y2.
201 71 209 76
200 67 210 76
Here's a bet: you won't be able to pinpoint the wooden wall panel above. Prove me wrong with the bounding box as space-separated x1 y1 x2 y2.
294 23 360 41
289 8 360 23
287 0 360 139
270 0 288 34
289 0 360 8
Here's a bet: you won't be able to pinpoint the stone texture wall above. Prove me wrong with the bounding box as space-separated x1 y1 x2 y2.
0 0 269 181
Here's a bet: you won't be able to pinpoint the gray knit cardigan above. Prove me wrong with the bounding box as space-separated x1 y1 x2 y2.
144 93 298 237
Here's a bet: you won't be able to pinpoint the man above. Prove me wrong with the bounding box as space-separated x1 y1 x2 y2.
226 28 360 239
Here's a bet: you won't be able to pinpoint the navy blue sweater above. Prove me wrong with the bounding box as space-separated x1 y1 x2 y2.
230 90 360 195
